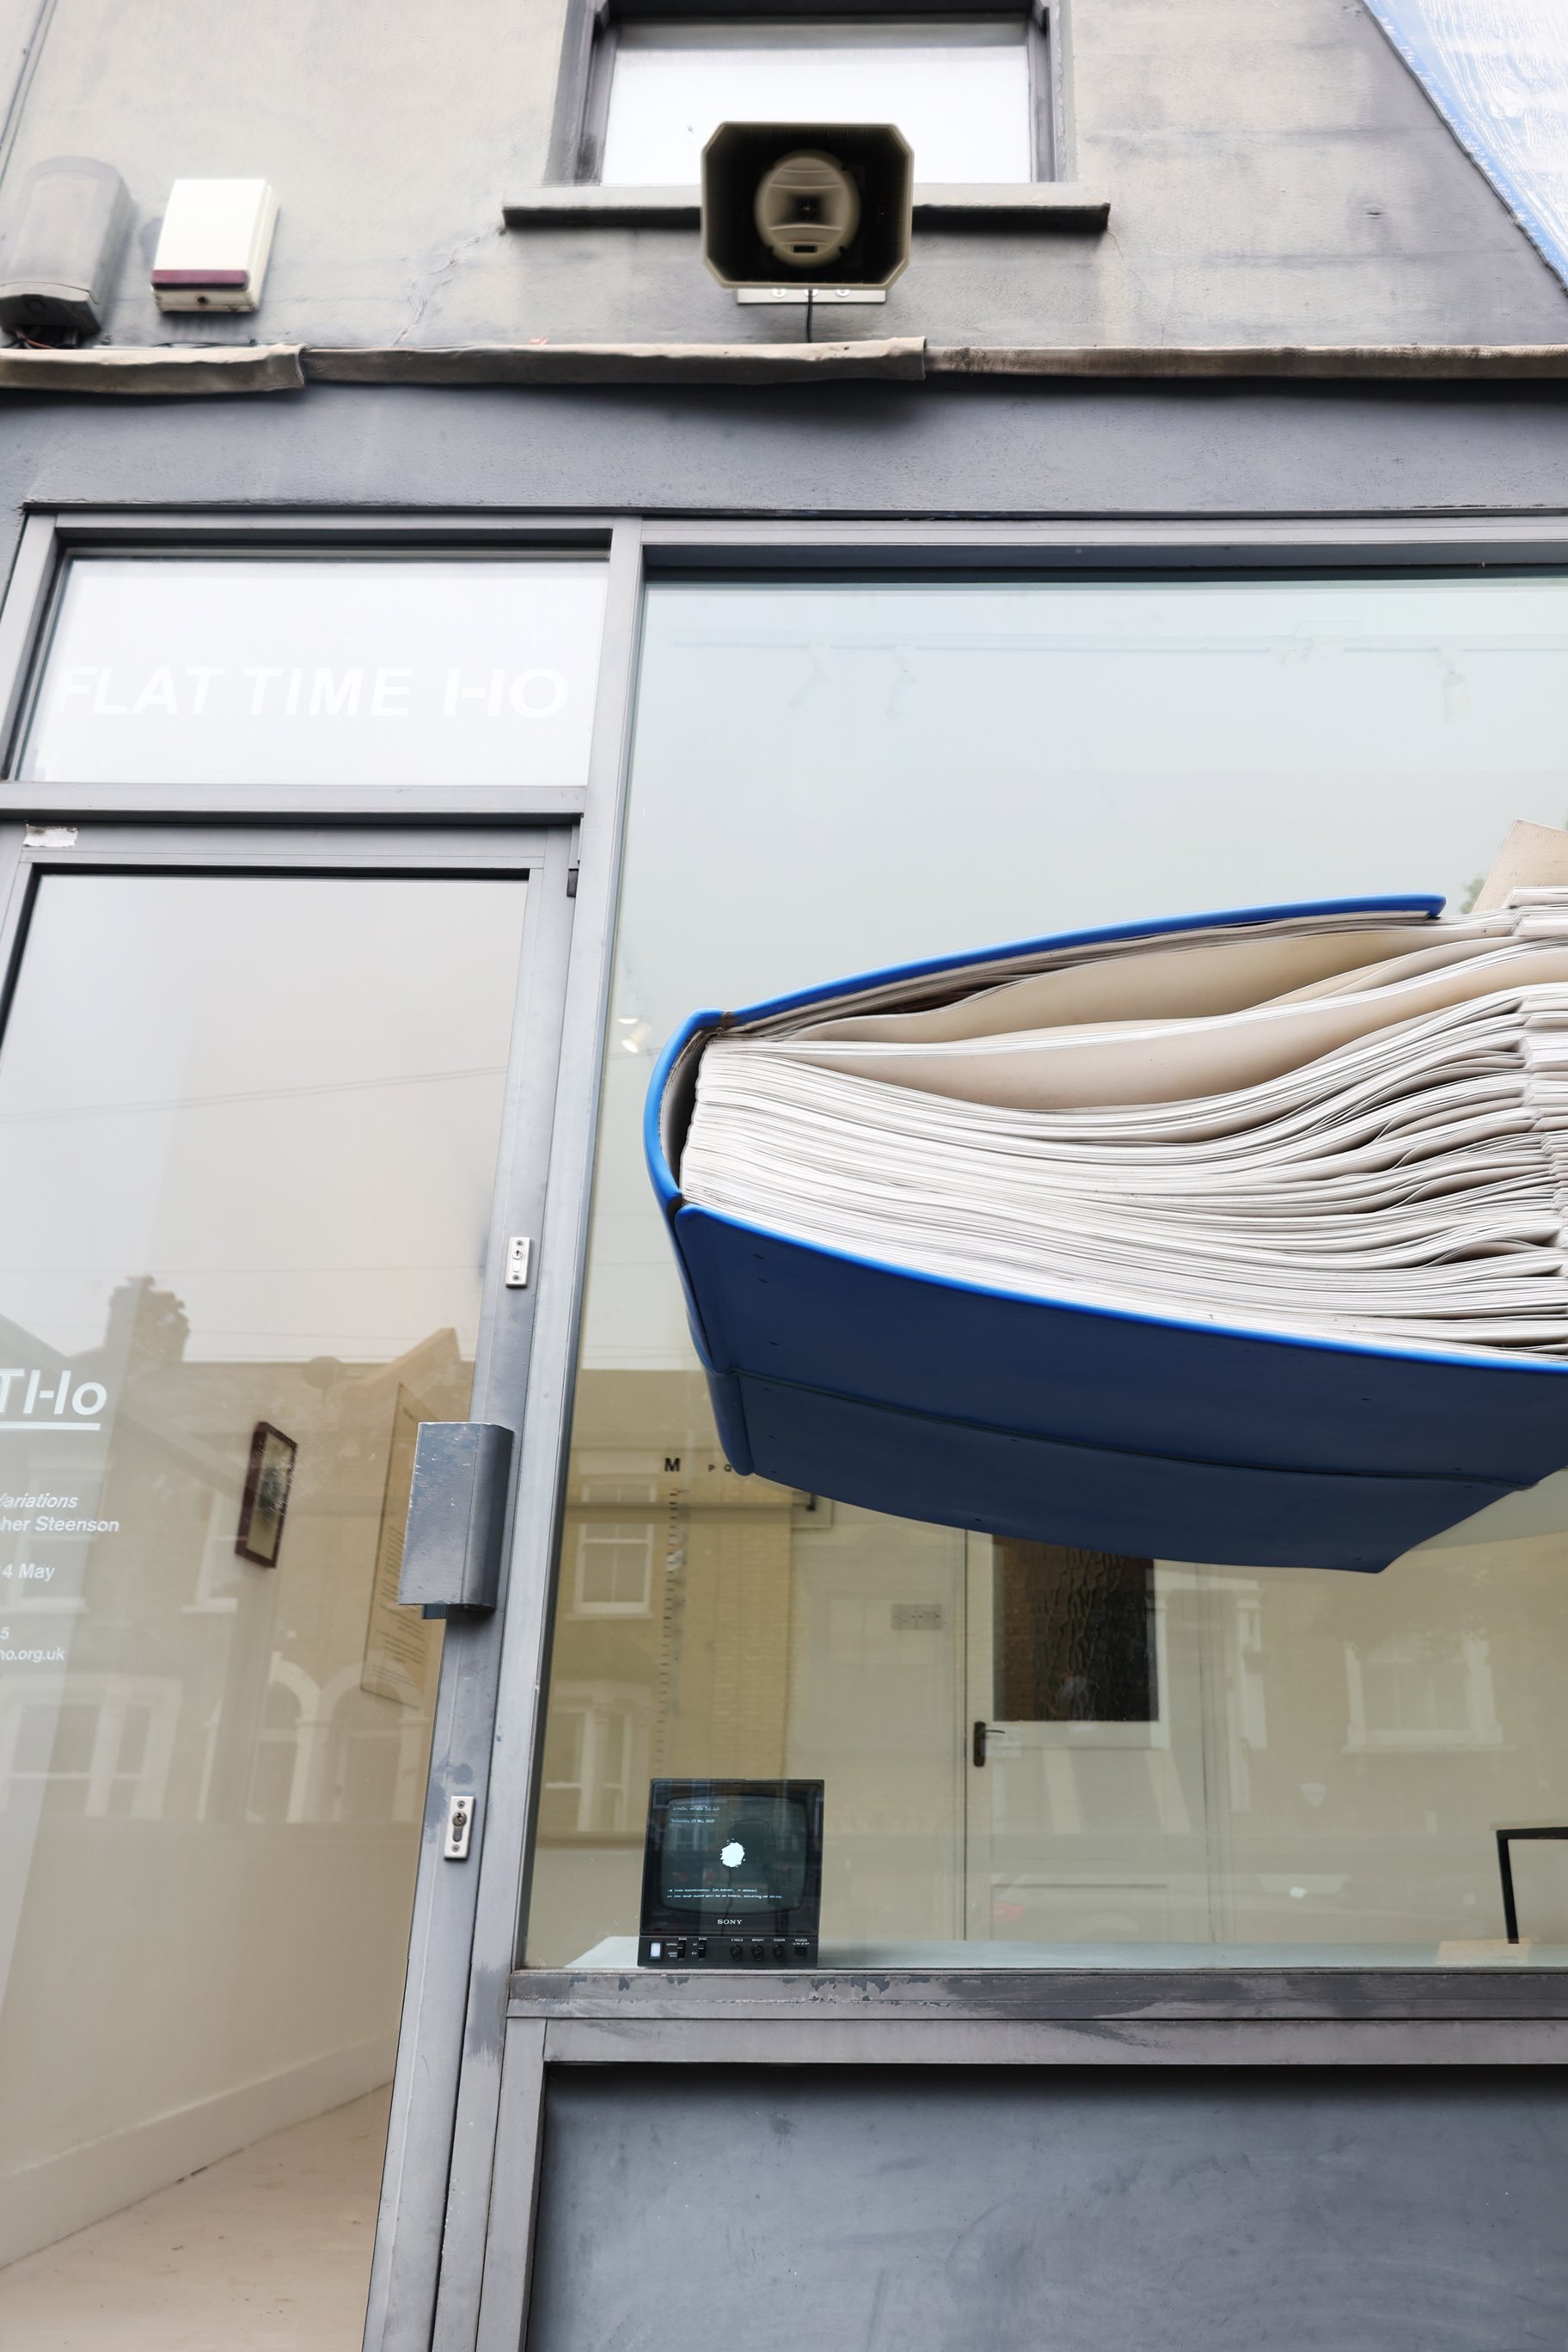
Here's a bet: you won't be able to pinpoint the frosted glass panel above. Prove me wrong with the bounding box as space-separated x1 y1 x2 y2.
21 557 607 787
601 21 1032 186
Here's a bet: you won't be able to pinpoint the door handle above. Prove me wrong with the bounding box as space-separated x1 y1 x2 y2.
972 1719 1007 1767
398 1421 514 1617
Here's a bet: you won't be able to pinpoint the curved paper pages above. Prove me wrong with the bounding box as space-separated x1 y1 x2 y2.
802 918 1517 1042
681 895 1568 1356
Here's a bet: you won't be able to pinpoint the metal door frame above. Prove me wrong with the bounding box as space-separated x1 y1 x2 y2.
0 508 646 2352
0 814 573 2338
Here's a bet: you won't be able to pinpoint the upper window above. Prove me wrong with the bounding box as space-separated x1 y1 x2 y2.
17 554 608 787
595 19 1038 186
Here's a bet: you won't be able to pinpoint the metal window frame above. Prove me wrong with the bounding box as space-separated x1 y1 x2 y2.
9 508 1568 2352
0 509 620 823
550 0 1063 187
510 512 1568 1997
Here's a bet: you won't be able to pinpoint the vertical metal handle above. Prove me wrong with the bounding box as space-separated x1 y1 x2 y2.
972 1719 988 1767
397 1421 514 1616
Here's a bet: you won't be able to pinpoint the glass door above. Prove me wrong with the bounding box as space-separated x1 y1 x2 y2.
965 1539 1217 1953
0 839 556 2348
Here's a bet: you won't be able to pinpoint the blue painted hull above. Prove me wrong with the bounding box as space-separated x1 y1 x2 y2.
646 899 1568 1571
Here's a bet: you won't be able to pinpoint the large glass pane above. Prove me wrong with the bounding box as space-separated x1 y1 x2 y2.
0 873 526 2337
600 21 1033 186
20 556 607 787
528 574 1568 1969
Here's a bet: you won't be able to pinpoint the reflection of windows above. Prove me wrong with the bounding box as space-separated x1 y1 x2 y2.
244 1657 431 1825
579 1474 657 1505
994 1543 1157 1724
185 1489 244 1614
1345 1635 1501 1751
247 1675 306 1823
573 1478 657 1614
539 1682 652 1834
574 1524 654 1614
0 1675 179 1817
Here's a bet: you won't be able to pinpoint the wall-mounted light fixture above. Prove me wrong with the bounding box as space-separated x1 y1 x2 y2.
0 156 130 343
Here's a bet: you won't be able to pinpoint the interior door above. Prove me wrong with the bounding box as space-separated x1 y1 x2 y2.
0 824 567 2344
965 1536 1219 1952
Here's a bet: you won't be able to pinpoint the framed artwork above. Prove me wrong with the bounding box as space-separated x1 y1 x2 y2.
235 1421 298 1567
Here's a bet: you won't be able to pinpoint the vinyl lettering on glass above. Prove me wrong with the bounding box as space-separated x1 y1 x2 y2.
21 557 609 785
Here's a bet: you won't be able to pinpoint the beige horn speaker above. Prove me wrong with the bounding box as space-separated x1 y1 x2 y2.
701 122 913 291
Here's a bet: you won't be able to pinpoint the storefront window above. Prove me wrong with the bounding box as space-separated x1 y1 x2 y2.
528 573 1568 1968
18 555 607 786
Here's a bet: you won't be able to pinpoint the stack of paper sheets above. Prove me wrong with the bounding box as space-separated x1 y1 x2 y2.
681 891 1568 1357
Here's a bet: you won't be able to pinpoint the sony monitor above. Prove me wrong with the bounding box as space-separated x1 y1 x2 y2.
639 1778 824 1968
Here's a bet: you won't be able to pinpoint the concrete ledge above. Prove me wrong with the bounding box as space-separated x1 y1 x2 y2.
502 182 1110 230
304 338 928 384
928 342 1568 379
0 343 305 392
504 186 701 227
535 2014 1568 2067
5 340 1568 394
510 1966 1568 2020
915 183 1110 228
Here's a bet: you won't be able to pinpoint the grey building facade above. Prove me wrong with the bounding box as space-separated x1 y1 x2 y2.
0 3 1566 2348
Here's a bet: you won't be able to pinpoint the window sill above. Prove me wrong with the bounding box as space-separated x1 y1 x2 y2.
507 1963 1568 2065
501 182 1110 231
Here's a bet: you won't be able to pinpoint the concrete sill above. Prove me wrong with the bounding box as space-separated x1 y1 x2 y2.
0 343 304 393
501 181 1110 230
13 340 1568 396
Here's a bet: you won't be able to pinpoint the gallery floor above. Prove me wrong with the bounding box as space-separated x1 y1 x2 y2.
0 2088 389 2350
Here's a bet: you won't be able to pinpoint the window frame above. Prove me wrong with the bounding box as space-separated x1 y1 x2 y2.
0 510 629 824
551 0 1065 188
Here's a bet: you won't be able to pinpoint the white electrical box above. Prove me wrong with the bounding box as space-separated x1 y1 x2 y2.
151 179 277 312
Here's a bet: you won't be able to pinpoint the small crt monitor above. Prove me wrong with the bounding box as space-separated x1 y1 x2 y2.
639 1779 824 1969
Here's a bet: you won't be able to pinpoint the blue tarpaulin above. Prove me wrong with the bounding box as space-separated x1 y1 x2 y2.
1364 0 1568 293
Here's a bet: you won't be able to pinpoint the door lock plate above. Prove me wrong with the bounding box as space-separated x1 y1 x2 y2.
444 1793 475 1859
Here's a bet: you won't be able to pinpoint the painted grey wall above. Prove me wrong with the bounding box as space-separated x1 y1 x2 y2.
0 0 1564 352
525 2065 1568 2352
0 0 46 148
3 383 1568 578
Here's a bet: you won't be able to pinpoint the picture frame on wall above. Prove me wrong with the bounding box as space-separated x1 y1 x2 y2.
235 1421 298 1567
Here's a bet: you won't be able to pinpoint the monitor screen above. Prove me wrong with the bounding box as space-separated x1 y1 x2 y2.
658 1789 809 1910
